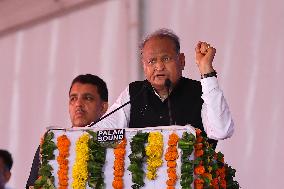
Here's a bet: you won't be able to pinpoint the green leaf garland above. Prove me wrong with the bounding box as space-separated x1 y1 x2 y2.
87 130 107 189
34 131 57 189
178 132 195 189
128 131 149 189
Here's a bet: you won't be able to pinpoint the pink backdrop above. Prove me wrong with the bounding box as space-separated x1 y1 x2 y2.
0 0 283 188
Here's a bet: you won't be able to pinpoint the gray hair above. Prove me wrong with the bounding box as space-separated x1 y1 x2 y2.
139 28 180 55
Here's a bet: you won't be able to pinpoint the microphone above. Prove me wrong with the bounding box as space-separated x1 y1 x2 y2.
165 78 171 89
87 82 148 127
165 79 173 125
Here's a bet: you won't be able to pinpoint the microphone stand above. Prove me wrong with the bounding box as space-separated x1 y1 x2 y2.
87 101 131 127
165 79 173 125
87 82 147 127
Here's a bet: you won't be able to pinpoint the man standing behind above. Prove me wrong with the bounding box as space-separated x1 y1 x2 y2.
68 74 108 128
96 28 234 147
26 74 108 188
0 149 13 189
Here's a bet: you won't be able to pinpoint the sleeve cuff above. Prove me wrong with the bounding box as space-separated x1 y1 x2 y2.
201 77 219 94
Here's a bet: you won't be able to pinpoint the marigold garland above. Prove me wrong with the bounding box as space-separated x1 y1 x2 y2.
193 129 240 189
165 133 179 189
35 128 240 189
112 138 127 189
145 131 164 180
72 133 90 189
56 134 70 189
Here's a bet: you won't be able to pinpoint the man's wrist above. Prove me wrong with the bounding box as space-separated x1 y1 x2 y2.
201 70 217 79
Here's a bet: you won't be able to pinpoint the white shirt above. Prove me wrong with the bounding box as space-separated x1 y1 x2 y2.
4 186 14 189
95 77 234 140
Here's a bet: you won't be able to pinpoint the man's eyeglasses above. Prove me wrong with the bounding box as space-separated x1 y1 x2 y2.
143 55 178 65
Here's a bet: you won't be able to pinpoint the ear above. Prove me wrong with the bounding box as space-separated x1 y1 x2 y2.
4 170 11 183
101 102 108 115
179 53 185 70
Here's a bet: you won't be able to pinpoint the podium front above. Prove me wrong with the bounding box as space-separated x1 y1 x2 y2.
43 125 196 188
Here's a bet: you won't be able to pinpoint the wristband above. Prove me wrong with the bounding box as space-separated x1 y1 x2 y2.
201 70 217 79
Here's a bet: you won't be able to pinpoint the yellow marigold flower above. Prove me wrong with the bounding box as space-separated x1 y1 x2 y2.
145 132 164 180
72 133 90 189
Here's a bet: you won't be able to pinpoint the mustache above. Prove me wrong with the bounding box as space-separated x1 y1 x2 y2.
75 108 85 113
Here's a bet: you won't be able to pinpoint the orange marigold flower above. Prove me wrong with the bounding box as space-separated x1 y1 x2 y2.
167 167 176 174
58 169 68 175
114 160 124 170
196 128 202 136
195 149 204 157
216 167 226 177
167 146 177 152
117 138 127 148
194 178 204 189
166 179 176 186
57 134 70 188
195 178 204 184
112 177 123 189
166 133 178 188
211 178 219 186
220 179 227 188
168 133 179 146
194 142 203 150
202 173 212 181
167 186 175 189
113 138 126 189
196 136 203 143
167 161 177 168
168 171 177 180
165 151 179 161
114 149 126 157
59 179 68 186
194 165 205 175
220 173 226 179
59 186 67 189
114 170 124 177
195 184 204 189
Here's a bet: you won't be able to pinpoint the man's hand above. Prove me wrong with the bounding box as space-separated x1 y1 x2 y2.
195 41 216 75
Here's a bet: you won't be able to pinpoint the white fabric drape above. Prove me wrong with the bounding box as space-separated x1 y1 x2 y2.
0 0 283 188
